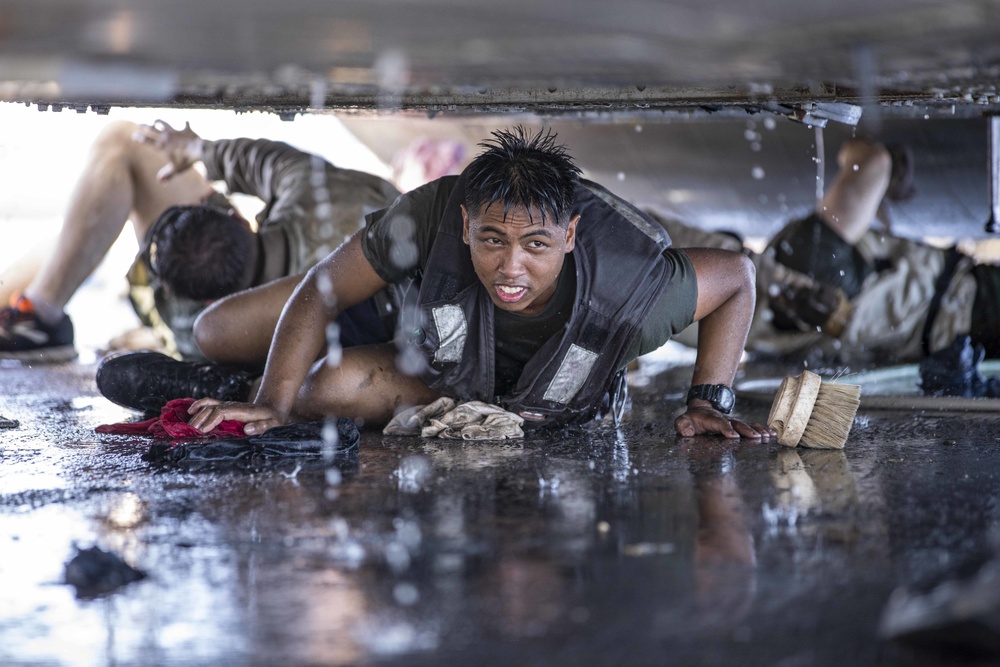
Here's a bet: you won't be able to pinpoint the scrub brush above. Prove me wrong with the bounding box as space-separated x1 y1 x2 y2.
767 370 861 449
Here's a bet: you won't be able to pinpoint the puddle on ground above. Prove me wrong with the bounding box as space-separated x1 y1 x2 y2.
3 362 1000 664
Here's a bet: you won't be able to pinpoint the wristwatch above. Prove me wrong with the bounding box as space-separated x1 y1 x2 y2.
687 384 736 415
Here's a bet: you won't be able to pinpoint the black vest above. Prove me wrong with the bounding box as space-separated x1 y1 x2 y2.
399 174 674 428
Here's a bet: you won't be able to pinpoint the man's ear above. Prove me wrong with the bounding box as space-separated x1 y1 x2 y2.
461 204 470 244
564 214 581 253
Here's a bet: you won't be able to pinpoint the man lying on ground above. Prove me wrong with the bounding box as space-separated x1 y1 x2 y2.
655 137 999 366
98 126 775 440
0 120 400 361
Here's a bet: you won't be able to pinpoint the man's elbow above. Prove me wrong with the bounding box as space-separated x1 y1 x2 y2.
731 252 758 315
838 139 891 174
736 252 756 293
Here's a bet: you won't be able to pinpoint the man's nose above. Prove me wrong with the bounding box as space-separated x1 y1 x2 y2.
498 246 527 276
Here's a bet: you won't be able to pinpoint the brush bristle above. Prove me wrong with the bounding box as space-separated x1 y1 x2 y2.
799 382 861 449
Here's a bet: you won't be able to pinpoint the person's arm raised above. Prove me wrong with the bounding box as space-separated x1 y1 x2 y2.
673 248 776 441
132 120 204 182
187 231 388 434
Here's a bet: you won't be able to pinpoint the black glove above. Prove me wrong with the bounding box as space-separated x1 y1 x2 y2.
771 282 849 334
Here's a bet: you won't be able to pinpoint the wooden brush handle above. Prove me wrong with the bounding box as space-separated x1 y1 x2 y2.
768 370 822 447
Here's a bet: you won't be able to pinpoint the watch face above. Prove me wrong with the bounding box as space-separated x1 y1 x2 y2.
717 387 735 412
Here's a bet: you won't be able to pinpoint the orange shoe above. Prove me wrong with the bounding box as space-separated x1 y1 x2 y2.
0 294 77 362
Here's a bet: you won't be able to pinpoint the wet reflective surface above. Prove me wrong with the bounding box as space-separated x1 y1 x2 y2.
2 358 1000 665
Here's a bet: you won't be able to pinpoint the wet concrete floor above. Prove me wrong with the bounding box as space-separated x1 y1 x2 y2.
2 355 1000 666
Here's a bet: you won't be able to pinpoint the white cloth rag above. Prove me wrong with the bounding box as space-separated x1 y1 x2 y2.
383 397 525 440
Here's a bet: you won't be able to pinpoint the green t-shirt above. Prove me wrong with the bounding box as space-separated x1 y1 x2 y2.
492 261 577 396
361 179 699 391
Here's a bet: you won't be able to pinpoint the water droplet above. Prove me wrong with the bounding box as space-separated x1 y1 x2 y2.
617 172 626 181
393 517 422 548
385 541 412 573
388 215 419 269
321 421 340 463
326 322 342 366
397 454 432 493
396 344 427 377
389 241 419 270
393 582 419 606
315 272 337 309
751 166 765 180
375 49 410 93
310 77 327 108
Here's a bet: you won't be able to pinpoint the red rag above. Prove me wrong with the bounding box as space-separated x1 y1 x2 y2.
96 398 247 440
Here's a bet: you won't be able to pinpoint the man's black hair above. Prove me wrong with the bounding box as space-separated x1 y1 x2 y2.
464 126 582 226
147 205 257 301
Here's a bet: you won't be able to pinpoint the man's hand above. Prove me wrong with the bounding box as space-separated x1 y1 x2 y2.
187 398 287 436
674 405 776 440
133 120 204 182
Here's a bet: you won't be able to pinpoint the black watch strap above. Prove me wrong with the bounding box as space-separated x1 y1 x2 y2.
687 384 736 414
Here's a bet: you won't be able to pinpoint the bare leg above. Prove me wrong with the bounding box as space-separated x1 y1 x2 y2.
23 120 214 311
292 344 441 426
816 138 892 245
194 274 305 365
0 239 52 306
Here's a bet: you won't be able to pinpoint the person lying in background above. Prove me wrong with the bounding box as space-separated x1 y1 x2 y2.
0 120 399 362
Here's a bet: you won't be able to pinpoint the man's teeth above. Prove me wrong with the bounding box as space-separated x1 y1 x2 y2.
499 286 522 294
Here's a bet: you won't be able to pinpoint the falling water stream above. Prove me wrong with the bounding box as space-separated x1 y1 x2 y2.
308 76 345 475
989 115 1000 231
814 124 825 204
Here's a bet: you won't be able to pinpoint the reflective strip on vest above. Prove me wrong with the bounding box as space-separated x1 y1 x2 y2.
543 344 599 404
432 304 467 363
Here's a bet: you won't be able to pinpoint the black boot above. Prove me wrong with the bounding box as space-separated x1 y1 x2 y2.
919 336 987 398
97 351 257 413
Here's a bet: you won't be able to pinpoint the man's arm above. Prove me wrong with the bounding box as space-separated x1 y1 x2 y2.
186 231 388 434
818 138 892 245
199 137 313 204
674 248 775 440
133 119 341 204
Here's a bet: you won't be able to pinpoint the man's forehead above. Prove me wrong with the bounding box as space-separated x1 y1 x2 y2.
470 202 558 228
